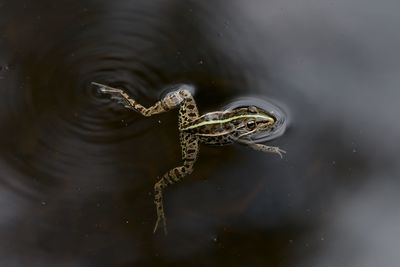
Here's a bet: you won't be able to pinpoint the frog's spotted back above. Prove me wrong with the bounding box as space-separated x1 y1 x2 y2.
93 82 286 234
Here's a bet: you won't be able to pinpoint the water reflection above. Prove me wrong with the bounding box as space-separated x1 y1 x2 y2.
0 0 399 266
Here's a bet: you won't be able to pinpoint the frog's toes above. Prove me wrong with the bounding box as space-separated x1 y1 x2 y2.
275 148 286 158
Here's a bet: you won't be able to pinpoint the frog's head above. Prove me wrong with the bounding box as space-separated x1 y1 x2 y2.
231 105 285 143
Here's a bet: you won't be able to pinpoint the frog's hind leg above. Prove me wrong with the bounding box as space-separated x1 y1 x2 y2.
93 82 197 117
94 82 200 234
177 89 199 126
153 133 199 234
152 85 199 234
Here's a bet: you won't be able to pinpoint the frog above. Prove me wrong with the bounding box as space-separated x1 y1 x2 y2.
92 82 286 234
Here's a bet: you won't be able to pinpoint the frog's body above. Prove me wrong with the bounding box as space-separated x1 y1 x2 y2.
93 82 285 234
181 108 277 145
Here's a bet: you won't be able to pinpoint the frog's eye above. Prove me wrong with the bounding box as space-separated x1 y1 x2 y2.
248 106 258 113
246 120 256 130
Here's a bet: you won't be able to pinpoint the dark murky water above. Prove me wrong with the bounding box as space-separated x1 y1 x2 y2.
1 0 400 266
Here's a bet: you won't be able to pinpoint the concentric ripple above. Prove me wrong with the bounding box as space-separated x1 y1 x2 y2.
0 0 253 196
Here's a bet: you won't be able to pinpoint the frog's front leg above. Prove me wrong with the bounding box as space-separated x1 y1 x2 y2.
248 143 286 158
153 133 199 234
92 82 194 117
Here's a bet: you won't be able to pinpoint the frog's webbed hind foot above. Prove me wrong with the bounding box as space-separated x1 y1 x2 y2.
249 143 286 158
92 82 135 110
153 180 168 235
153 210 167 235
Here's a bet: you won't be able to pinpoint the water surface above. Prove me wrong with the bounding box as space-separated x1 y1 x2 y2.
1 0 399 266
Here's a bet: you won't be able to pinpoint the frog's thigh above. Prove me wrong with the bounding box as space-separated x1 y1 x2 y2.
179 132 199 166
178 96 199 126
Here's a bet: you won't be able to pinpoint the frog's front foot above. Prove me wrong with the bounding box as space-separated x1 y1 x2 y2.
249 144 286 158
272 147 286 158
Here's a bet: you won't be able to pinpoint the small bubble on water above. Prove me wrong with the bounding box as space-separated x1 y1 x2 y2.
41 201 47 206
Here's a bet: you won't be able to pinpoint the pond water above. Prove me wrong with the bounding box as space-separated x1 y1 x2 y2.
1 0 399 266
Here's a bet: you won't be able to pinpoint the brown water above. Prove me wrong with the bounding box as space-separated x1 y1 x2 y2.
1 0 400 266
